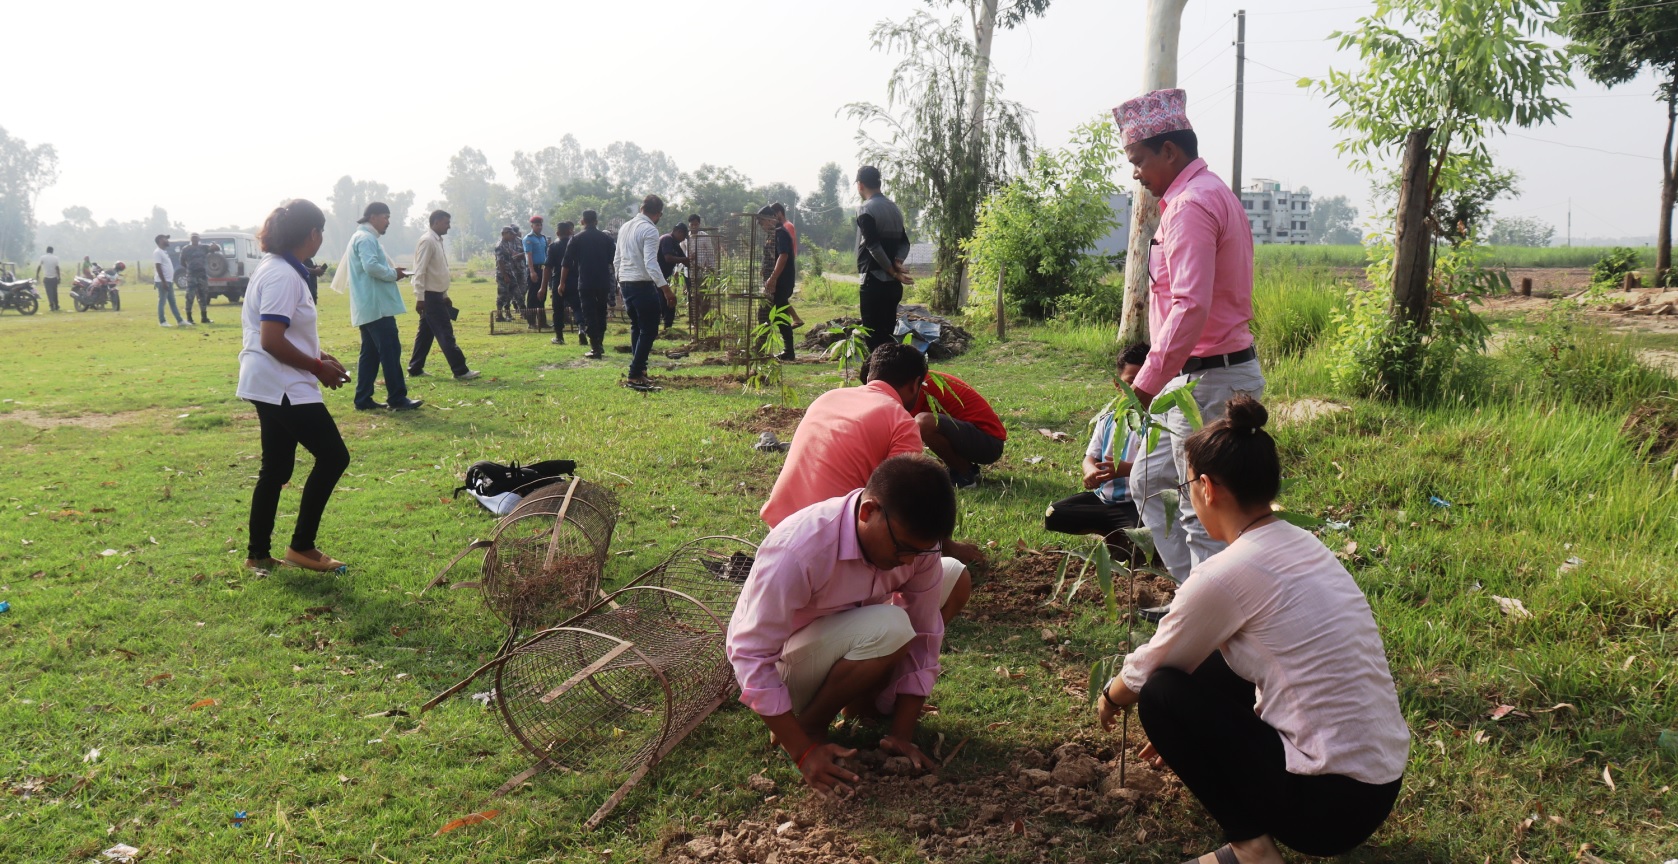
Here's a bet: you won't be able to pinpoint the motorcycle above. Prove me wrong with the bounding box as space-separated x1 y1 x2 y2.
70 261 124 312
0 263 40 315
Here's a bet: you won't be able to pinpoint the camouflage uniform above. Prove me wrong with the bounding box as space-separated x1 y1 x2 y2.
179 243 215 323
494 236 527 319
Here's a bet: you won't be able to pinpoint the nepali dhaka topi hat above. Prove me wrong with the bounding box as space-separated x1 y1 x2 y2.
1113 88 1192 147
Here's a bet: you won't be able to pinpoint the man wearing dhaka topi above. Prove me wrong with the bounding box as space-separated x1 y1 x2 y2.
1113 88 1264 607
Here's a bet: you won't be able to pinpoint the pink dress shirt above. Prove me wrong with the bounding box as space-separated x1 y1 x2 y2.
759 380 923 528
1120 521 1410 785
727 489 945 717
1133 158 1257 396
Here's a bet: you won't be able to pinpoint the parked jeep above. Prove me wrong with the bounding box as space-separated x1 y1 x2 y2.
169 232 262 303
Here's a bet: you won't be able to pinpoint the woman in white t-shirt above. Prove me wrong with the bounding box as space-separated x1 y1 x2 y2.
238 199 353 574
1096 396 1408 864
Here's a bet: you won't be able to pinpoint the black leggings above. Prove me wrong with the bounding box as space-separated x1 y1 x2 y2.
1137 651 1402 857
859 274 902 354
248 397 350 560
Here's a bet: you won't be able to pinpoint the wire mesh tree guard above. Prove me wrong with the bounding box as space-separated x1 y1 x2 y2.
421 535 758 829
687 215 774 359
424 477 621 642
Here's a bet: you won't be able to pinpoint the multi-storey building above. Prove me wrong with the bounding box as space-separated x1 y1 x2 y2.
1241 179 1312 245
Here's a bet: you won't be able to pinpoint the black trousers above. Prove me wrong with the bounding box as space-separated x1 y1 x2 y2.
248 397 350 560
409 292 468 376
579 287 609 354
757 285 795 357
859 273 902 354
1137 651 1402 856
43 277 60 310
524 275 547 329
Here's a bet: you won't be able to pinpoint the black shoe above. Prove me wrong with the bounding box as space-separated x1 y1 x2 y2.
777 351 796 362
355 401 388 411
1137 604 1172 624
551 337 565 345
584 351 604 360
408 369 427 377
390 398 424 411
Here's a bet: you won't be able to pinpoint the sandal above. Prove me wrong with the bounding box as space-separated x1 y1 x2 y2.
1181 845 1240 864
285 547 347 573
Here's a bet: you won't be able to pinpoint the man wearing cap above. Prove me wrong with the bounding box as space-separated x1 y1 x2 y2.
524 215 549 331
178 233 216 324
347 202 422 411
35 246 61 312
612 195 675 388
1113 88 1264 593
153 234 186 327
494 225 526 323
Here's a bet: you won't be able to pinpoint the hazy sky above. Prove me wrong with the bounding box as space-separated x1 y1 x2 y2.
8 0 1672 242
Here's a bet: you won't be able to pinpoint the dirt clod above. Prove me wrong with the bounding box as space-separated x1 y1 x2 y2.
1051 754 1102 788
747 773 777 793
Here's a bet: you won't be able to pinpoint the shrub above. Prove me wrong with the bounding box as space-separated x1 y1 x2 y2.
1250 266 1346 363
964 118 1123 320
1510 306 1676 411
1591 247 1642 289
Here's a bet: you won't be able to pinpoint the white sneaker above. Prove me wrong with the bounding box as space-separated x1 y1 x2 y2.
182 320 195 327
160 322 174 328
454 369 482 381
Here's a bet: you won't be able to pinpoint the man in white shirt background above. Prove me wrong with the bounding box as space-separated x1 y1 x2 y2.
35 246 61 312
152 234 186 327
611 194 675 389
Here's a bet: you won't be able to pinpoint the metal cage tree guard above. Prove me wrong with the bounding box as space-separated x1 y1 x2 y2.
423 536 757 828
425 477 621 642
686 215 774 358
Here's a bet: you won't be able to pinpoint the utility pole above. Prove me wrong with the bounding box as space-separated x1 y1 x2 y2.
1231 10 1246 196
1567 198 1572 247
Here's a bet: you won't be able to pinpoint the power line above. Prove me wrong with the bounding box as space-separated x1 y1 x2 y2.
1179 44 1234 87
1179 18 1234 62
1247 4 1371 14
1243 57 1308 80
1503 131 1662 161
1566 0 1678 17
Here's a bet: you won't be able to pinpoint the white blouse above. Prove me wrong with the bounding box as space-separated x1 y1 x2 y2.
1122 520 1410 784
236 255 322 406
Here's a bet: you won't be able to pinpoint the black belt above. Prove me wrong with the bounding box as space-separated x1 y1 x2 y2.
1181 346 1256 375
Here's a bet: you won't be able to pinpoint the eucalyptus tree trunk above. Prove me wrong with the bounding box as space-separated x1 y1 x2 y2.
1118 0 1191 347
957 0 999 309
1383 127 1435 397
1658 83 1675 284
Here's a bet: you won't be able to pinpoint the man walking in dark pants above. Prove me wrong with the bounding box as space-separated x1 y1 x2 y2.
546 221 580 344
35 246 61 312
560 209 617 360
657 221 691 335
854 166 914 354
613 195 674 388
408 210 480 381
756 205 796 361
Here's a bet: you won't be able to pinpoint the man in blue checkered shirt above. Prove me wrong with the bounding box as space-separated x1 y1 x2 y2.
1044 343 1151 549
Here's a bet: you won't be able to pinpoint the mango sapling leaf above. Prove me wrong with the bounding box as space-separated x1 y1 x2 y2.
1122 526 1157 561
1093 542 1118 622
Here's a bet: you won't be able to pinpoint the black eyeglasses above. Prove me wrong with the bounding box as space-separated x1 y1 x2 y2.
1176 474 1206 498
879 506 942 558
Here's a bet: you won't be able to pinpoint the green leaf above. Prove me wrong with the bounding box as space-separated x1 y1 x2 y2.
1093 542 1117 622
1161 489 1181 539
1274 509 1327 530
1048 551 1077 606
1122 526 1157 562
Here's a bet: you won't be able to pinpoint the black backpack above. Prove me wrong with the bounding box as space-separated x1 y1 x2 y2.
453 459 577 499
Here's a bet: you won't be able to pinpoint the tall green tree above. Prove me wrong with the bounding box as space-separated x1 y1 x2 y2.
439 147 510 258
1307 0 1570 399
1560 0 1678 283
1308 195 1362 245
679 165 759 226
846 10 1033 312
1487 215 1556 246
326 176 416 257
799 162 849 251
0 126 59 261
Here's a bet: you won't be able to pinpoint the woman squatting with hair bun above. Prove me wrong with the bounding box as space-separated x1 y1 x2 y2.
238 199 353 574
1094 395 1409 864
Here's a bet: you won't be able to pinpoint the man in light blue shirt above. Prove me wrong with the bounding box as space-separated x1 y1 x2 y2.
346 202 422 411
1044 343 1151 552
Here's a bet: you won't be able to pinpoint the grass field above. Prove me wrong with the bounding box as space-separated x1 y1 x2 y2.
1253 244 1671 270
2 269 1676 863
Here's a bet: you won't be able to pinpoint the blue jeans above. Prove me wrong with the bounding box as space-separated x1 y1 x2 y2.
156 281 182 323
620 281 661 379
355 316 409 407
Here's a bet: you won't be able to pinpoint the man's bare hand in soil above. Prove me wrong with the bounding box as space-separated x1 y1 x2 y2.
798 742 860 799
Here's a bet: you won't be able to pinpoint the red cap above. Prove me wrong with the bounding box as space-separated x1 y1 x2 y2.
529 214 543 223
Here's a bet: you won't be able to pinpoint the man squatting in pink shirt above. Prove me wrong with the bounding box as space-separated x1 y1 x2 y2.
1115 88 1266 600
726 455 958 796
